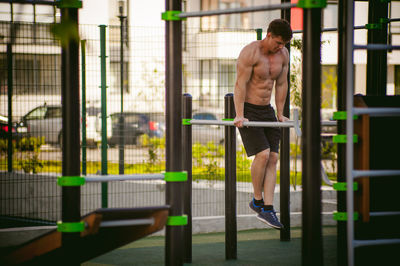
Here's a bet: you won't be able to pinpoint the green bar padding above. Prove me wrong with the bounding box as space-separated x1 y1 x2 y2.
333 212 359 221
255 28 263 40
333 182 358 191
379 18 390 24
161 11 186 21
222 118 234 121
57 176 85 186
57 221 85 232
182 118 192 125
164 172 187 182
56 0 83 8
297 0 327 8
365 23 382 30
333 134 358 144
167 215 188 226
333 111 358 120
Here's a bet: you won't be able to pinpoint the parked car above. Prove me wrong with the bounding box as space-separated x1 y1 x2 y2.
85 106 112 147
108 112 165 145
0 114 23 140
17 105 63 146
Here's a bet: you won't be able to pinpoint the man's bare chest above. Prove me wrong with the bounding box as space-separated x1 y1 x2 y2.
253 55 283 80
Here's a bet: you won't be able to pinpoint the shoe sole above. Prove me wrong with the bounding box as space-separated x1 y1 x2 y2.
256 215 283 230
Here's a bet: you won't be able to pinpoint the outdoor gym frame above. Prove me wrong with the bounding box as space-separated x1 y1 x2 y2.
163 0 326 265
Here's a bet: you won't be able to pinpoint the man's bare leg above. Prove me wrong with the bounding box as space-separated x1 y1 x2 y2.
251 149 270 200
263 152 279 205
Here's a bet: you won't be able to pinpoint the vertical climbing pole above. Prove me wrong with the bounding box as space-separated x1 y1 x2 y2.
59 1 82 264
280 0 291 242
163 1 186 265
336 0 348 264
7 43 13 172
99 25 108 208
225 93 237 260
81 40 87 176
299 0 325 265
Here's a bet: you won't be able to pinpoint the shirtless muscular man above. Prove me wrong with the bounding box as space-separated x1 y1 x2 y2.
234 19 292 229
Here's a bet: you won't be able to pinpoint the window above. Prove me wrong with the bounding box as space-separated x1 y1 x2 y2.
321 65 337 109
200 0 280 31
395 65 400 95
25 106 46 120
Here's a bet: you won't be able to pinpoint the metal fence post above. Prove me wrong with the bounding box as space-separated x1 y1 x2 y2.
280 0 291 241
61 6 81 265
301 6 323 266
81 40 87 176
225 93 237 260
7 43 13 172
99 25 108 208
182 93 192 263
165 0 185 265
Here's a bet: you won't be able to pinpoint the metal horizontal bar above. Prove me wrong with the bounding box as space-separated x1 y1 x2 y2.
190 119 336 127
354 239 400 248
389 18 400 23
85 174 165 182
353 44 400 50
0 0 56 5
100 218 154 227
353 170 400 179
293 25 366 34
369 211 400 217
353 107 400 117
321 120 337 126
178 2 296 18
190 119 295 128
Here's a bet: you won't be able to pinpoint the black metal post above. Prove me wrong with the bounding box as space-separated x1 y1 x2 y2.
301 7 323 266
280 0 291 241
61 6 81 265
366 0 388 96
118 11 126 175
337 1 347 265
7 43 13 172
182 93 192 263
225 93 237 260
165 0 184 265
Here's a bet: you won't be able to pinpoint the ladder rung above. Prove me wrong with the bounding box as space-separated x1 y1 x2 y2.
353 170 400 179
353 107 400 117
370 211 400 217
354 239 400 248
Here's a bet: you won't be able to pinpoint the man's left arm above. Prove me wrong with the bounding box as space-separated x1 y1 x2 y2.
275 49 289 122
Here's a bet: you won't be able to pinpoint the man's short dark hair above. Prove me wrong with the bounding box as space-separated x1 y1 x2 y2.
267 19 293 42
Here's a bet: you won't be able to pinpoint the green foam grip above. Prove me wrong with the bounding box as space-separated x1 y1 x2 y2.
57 221 85 232
161 11 186 21
333 134 358 144
365 23 382 30
57 176 85 186
297 0 327 8
333 182 358 191
333 212 359 221
56 0 83 8
167 215 188 226
222 118 234 121
333 111 358 121
182 118 192 125
164 172 187 182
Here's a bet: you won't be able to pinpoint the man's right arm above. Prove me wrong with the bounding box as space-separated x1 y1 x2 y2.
234 44 256 128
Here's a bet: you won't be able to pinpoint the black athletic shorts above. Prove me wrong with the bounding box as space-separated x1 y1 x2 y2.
238 102 281 157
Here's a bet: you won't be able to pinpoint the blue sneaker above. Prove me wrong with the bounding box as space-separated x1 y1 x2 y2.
257 209 283 230
249 199 262 214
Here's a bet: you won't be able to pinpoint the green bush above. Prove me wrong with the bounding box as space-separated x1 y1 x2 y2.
17 137 45 152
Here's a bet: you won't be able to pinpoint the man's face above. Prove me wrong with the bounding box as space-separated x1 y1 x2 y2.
267 33 288 53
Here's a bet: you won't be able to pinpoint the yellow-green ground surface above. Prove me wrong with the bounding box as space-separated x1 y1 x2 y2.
83 226 337 266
